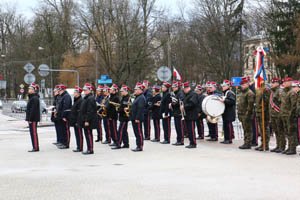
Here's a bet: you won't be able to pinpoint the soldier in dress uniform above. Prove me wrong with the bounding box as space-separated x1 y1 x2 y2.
181 82 198 148
51 86 61 146
269 78 285 153
26 83 40 152
254 82 271 151
102 86 111 144
238 77 255 149
206 82 221 141
95 85 104 142
80 83 98 155
107 84 120 147
56 84 72 149
70 86 83 152
130 83 146 152
150 85 162 142
194 85 205 140
220 80 236 144
112 85 130 149
143 80 153 140
160 82 172 144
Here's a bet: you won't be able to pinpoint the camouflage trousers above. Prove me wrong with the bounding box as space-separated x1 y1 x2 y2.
239 115 252 146
281 116 298 151
270 117 286 150
256 115 270 147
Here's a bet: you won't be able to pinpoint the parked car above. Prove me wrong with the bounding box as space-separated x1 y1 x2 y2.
11 101 27 113
0 100 3 109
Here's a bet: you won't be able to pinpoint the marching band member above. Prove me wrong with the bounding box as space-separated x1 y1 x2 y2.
56 84 72 149
102 86 111 144
181 82 198 148
112 85 130 149
51 85 61 145
107 84 120 147
130 83 146 152
70 86 83 152
150 85 162 142
95 85 104 142
170 81 185 146
26 83 40 152
160 82 172 144
194 85 205 140
143 80 153 140
80 83 98 155
220 80 236 144
206 82 221 142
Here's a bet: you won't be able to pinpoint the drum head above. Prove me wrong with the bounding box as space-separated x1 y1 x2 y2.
202 95 225 117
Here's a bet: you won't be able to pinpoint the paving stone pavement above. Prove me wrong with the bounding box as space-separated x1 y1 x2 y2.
0 112 300 200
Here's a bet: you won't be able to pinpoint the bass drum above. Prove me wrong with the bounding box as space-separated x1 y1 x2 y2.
202 95 225 117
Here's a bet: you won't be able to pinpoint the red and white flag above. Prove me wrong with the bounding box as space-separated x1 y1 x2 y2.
173 68 182 81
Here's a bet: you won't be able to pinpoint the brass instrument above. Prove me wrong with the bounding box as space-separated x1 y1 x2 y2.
124 97 132 118
97 96 109 118
109 101 121 111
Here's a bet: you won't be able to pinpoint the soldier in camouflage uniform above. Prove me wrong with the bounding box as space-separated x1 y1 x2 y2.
238 77 255 149
255 83 271 151
280 78 298 155
269 78 285 153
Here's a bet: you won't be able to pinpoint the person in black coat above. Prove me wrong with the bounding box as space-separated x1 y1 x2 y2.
150 85 162 142
56 85 72 149
26 83 40 152
220 80 236 144
112 85 131 149
70 86 84 152
95 85 104 142
130 83 146 152
182 82 198 148
170 81 185 145
194 85 206 140
160 82 172 144
80 83 98 155
106 84 120 146
142 81 153 140
51 86 61 145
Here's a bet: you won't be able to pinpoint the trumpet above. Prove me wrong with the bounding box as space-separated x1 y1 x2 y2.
97 96 109 118
124 104 131 118
109 101 121 111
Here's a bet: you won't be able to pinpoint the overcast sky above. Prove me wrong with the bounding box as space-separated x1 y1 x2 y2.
0 0 192 19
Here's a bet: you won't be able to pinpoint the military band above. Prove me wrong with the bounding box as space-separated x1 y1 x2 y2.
25 77 300 156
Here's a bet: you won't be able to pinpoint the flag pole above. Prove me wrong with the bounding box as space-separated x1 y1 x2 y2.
261 82 266 151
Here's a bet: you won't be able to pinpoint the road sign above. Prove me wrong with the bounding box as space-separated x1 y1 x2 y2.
0 80 6 89
157 66 172 82
24 63 35 73
38 64 50 77
232 77 242 86
24 73 36 85
20 88 24 93
98 75 112 84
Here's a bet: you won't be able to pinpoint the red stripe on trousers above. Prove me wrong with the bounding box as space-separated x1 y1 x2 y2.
88 129 93 152
119 122 126 146
192 121 196 144
107 120 111 139
113 120 118 142
156 120 160 140
66 120 70 146
229 122 232 141
180 119 184 143
138 122 143 148
78 128 83 150
33 122 38 150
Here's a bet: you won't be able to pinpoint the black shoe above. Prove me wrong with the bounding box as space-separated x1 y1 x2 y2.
28 149 39 152
111 146 121 150
251 143 258 147
184 136 189 138
144 138 150 140
132 147 143 152
172 142 184 146
220 140 232 144
286 150 296 155
206 138 218 142
199 136 204 140
205 135 211 138
275 148 284 153
255 146 262 151
82 150 94 155
56 143 63 147
270 147 279 152
95 139 102 142
282 149 289 154
58 145 69 149
52 142 59 145
73 149 82 152
121 145 129 148
151 139 160 142
239 144 251 149
185 144 197 149
102 140 111 144
161 141 170 144
109 143 117 147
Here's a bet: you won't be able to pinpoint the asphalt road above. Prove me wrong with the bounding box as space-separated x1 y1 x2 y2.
0 112 300 200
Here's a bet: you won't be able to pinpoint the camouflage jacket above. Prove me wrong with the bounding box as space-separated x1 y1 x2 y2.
280 87 296 117
238 87 255 117
269 86 281 117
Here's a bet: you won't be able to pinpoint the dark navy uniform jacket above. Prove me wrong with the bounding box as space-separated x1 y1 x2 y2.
57 91 72 120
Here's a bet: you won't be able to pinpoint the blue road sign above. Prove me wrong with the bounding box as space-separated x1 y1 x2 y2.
98 75 112 84
232 77 242 87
